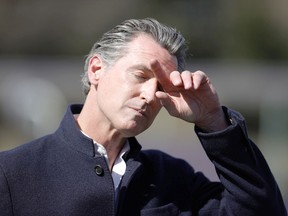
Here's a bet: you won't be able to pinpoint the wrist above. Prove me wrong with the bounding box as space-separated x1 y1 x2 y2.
195 107 230 132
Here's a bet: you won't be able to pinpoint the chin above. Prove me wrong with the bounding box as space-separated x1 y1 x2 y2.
120 122 149 137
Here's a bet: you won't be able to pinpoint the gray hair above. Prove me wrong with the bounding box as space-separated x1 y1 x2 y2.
81 18 187 95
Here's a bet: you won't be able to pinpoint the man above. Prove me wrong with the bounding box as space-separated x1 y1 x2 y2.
0 18 286 216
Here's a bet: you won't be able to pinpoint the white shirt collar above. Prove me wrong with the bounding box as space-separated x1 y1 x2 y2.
79 130 130 191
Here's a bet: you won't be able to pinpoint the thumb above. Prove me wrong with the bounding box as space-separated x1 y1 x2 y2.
155 91 178 116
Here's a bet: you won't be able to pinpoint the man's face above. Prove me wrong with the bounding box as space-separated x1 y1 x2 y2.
92 34 178 137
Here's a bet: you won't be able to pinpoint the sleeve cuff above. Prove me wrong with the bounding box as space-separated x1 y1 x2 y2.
194 107 254 161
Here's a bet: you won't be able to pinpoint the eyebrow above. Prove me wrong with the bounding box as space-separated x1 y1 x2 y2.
128 64 153 74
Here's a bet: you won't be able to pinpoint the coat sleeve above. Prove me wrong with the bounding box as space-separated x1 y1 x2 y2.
195 107 287 216
0 160 14 216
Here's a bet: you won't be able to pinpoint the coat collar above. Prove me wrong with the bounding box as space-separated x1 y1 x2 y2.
55 104 142 159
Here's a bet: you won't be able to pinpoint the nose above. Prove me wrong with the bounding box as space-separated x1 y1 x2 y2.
140 78 159 104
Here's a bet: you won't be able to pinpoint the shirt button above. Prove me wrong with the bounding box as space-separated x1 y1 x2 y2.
95 165 104 176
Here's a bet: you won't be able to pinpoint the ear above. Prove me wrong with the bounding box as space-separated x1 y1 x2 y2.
87 55 104 85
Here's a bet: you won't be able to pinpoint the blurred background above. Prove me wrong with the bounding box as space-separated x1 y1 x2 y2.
0 0 287 209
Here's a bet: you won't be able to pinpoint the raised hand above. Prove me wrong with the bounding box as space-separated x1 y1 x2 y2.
151 59 229 132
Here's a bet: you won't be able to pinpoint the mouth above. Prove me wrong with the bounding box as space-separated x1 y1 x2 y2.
129 106 148 118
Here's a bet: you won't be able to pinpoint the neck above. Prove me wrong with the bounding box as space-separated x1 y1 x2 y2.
76 97 126 171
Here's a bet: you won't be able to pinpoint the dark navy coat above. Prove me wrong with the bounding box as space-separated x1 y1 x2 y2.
0 105 286 215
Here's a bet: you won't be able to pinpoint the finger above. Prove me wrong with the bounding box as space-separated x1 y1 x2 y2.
181 70 193 90
155 91 178 116
192 70 207 89
150 59 170 88
170 71 183 87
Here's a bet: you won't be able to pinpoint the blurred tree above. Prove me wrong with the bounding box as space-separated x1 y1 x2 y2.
218 0 288 60
0 0 287 60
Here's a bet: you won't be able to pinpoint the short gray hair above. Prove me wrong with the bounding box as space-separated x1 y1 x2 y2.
81 18 187 95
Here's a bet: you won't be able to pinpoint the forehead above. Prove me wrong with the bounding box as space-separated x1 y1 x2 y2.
125 34 178 72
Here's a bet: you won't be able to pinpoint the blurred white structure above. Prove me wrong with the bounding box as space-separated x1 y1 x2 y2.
0 74 67 138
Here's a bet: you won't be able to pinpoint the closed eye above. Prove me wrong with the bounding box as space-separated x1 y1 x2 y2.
131 71 163 91
133 72 148 81
128 64 153 82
